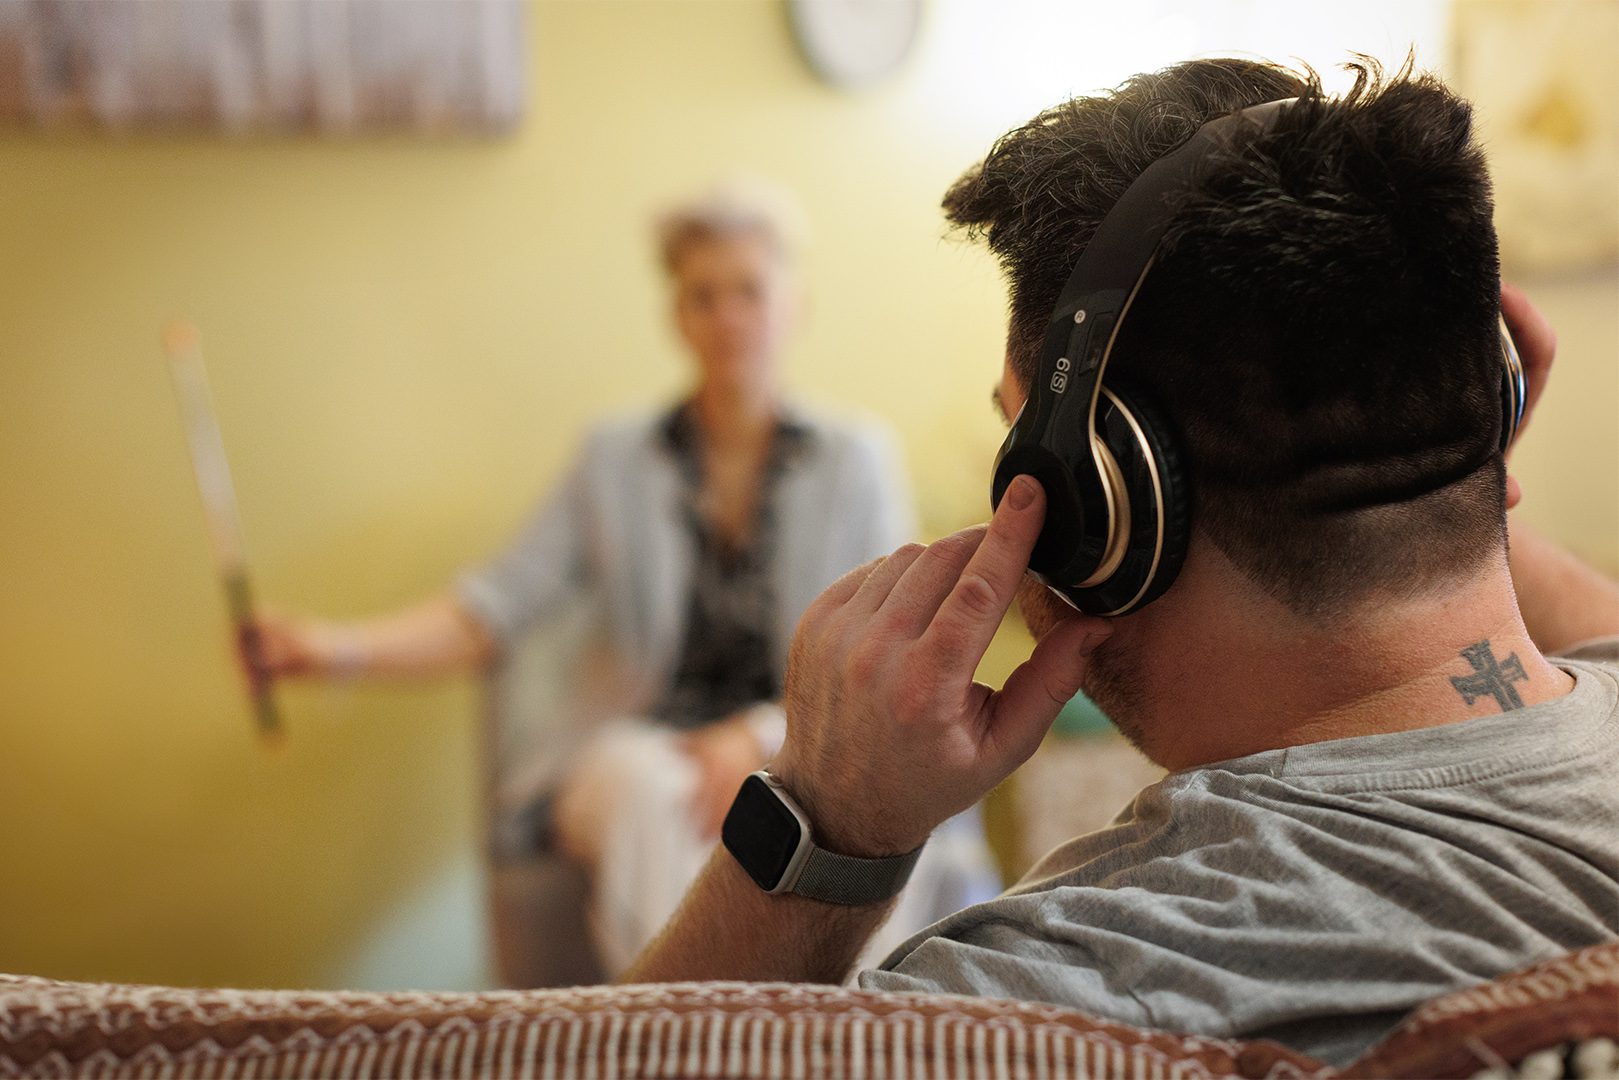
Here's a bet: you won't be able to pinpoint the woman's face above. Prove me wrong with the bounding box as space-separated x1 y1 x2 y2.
671 232 796 384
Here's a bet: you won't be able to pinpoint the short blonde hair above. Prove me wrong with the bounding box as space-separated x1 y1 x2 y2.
654 177 809 275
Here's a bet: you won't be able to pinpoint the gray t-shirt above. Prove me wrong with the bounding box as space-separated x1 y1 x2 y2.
860 640 1619 1067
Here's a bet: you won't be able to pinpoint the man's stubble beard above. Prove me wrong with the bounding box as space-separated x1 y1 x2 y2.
1015 576 1153 757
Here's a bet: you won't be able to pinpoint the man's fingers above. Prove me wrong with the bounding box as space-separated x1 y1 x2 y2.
876 526 989 633
846 542 929 616
985 615 1112 767
917 476 1047 675
810 555 886 615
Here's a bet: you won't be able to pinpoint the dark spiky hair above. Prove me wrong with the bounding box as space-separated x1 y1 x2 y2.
947 57 1506 618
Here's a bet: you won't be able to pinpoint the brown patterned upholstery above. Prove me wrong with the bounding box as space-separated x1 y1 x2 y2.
2 942 1613 1079
1338 939 1619 1079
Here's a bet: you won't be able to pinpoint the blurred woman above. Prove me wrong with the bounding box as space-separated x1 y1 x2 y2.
256 180 998 981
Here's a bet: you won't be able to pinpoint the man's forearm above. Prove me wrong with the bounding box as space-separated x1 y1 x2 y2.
1509 519 1619 654
622 849 895 985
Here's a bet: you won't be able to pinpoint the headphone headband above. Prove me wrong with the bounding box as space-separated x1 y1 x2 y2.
995 99 1298 599
1039 99 1298 358
992 95 1520 617
1032 99 1297 445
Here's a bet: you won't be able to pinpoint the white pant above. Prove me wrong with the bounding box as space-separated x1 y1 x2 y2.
565 717 1002 976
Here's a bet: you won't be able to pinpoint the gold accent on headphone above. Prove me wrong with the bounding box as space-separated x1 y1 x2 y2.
1097 389 1167 617
1078 431 1130 588
1068 255 1157 592
1498 315 1525 449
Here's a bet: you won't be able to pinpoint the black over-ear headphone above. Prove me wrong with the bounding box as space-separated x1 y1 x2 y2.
991 98 1528 618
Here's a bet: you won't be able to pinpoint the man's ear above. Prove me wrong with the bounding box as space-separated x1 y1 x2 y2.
1505 474 1523 511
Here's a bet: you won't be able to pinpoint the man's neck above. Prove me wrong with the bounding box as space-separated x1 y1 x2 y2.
1134 552 1575 772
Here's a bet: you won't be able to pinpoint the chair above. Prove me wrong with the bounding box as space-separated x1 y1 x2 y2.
3 941 1614 1078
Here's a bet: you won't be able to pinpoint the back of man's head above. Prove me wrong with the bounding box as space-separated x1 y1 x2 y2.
946 58 1506 621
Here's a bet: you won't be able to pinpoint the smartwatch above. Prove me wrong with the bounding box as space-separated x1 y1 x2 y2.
721 770 925 905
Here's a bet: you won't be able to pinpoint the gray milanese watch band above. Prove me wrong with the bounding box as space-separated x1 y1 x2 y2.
792 842 925 906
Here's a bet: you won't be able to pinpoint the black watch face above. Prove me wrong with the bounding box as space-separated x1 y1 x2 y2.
722 774 805 891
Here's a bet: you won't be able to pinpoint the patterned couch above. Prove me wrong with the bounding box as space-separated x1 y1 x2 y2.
2 942 1614 1079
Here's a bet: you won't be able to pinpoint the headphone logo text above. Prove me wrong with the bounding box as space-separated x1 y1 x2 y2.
1050 356 1071 395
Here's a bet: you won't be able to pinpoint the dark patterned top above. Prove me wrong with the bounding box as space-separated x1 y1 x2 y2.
651 403 809 731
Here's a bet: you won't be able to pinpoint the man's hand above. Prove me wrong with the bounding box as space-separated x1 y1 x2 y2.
623 477 1111 986
679 714 769 839
771 475 1112 858
1497 283 1619 652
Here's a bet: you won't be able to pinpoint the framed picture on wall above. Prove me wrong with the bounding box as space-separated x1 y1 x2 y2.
1453 0 1619 274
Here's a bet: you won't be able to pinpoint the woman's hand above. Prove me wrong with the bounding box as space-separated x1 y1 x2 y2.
245 593 493 684
247 608 363 681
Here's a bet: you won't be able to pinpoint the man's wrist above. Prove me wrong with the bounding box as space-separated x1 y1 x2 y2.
724 769 927 906
766 757 930 860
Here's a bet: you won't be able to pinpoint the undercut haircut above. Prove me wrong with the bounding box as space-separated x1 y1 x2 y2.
945 57 1507 619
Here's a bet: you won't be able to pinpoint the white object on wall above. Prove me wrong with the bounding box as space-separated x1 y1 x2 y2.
0 0 524 133
787 0 924 89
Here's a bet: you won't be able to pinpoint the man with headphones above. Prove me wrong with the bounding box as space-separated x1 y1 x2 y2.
626 59 1619 1065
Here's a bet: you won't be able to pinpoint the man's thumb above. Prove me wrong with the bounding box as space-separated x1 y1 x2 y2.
989 616 1112 763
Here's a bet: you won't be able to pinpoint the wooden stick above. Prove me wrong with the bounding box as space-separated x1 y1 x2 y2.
163 319 282 739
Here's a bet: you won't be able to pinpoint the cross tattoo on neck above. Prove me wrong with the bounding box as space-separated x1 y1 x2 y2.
1449 640 1529 712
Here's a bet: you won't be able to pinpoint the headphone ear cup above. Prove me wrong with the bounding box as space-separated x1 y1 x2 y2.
1115 388 1191 611
1498 319 1526 453
1058 385 1190 615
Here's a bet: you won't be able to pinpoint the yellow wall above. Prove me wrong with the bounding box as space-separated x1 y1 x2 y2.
1 1 1614 989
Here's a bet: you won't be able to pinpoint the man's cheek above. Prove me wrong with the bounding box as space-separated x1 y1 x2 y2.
1015 576 1070 640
